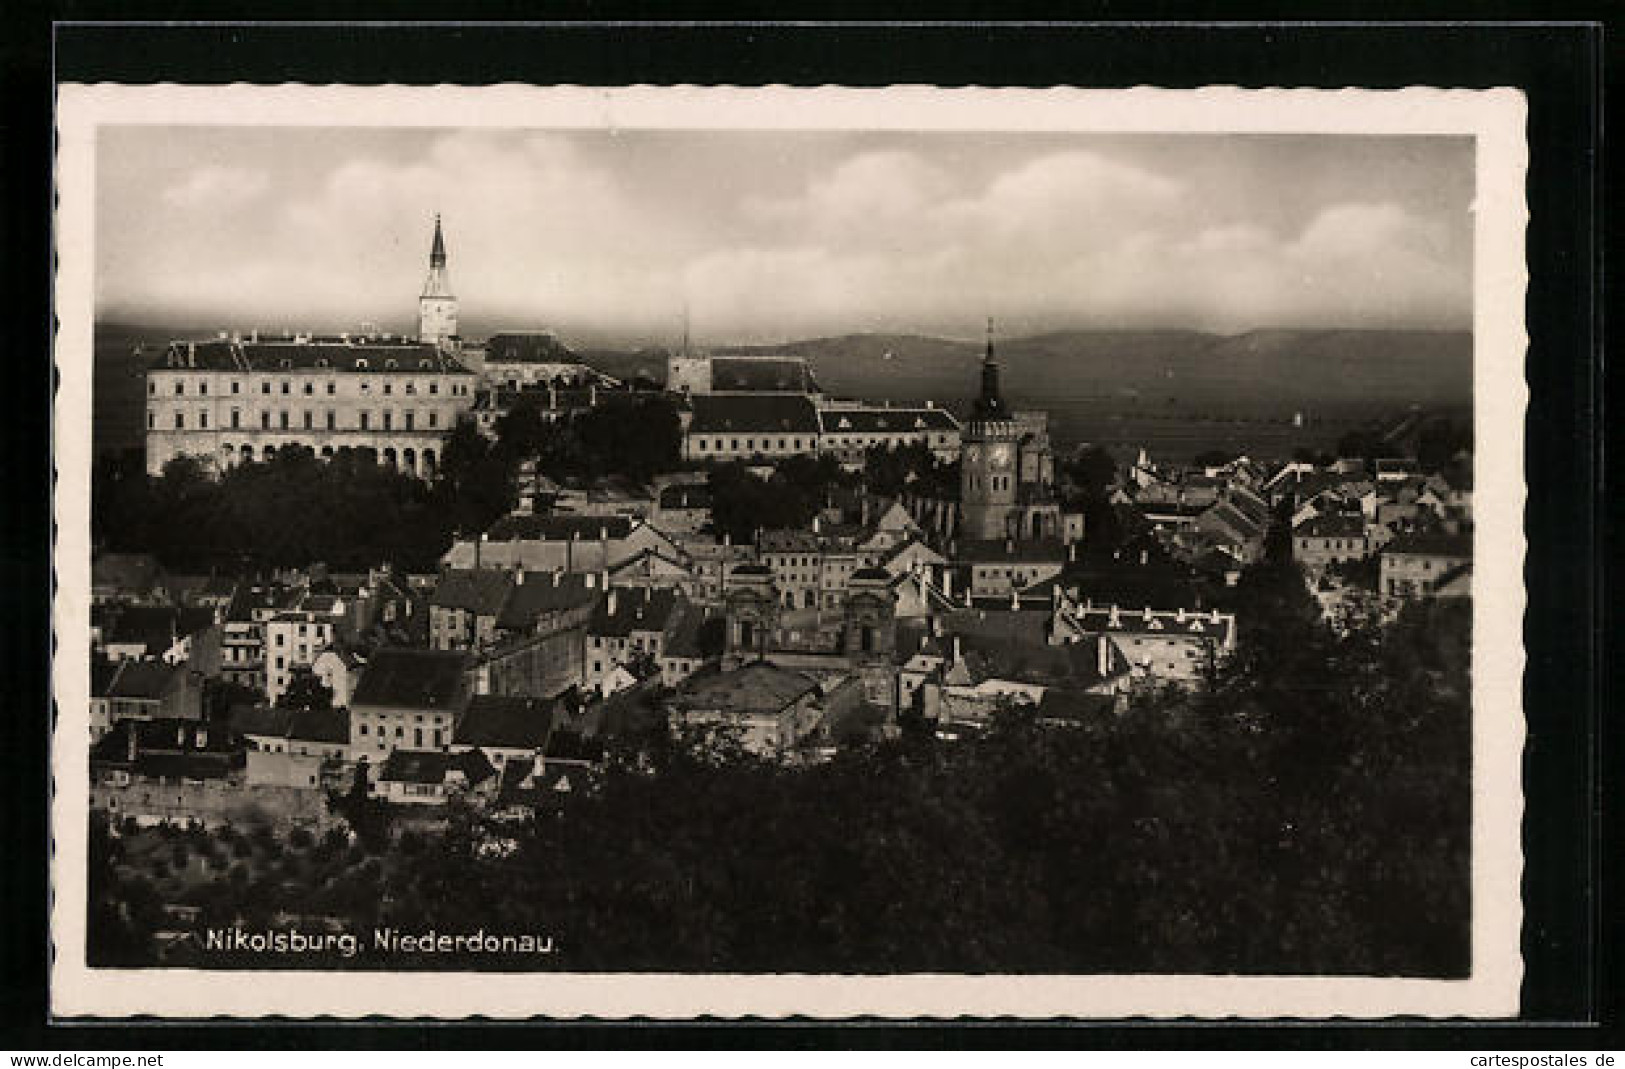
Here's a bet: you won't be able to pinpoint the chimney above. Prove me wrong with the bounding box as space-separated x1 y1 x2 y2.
1176 607 1186 623
1010 591 1020 611
1005 537 1014 555
176 724 186 747
601 568 610 592
126 724 139 764
515 570 525 586
951 635 961 665
813 516 821 535
552 570 562 588
1098 635 1111 678
1139 549 1148 566
1068 542 1077 562
1108 606 1121 627
586 572 596 590
607 589 618 616
941 570 953 598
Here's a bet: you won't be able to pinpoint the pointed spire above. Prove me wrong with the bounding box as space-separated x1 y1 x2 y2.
973 314 1007 420
429 213 447 268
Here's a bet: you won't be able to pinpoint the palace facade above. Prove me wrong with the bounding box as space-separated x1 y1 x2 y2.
143 217 477 477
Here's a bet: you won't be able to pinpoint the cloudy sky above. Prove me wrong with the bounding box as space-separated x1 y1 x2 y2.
96 126 1474 344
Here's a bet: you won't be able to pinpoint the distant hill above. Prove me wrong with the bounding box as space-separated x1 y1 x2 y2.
714 328 1472 419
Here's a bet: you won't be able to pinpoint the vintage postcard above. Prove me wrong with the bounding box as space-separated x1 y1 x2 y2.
52 83 1527 1019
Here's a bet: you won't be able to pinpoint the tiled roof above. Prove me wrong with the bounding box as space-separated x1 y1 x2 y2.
484 514 634 542
496 571 598 629
686 395 820 435
483 332 578 364
589 587 680 638
1295 513 1368 538
288 706 350 745
668 661 820 717
430 568 514 616
708 356 816 393
759 528 821 553
150 338 472 374
377 747 496 787
1068 604 1235 647
453 695 556 751
101 606 216 655
1383 531 1473 558
817 408 958 434
351 648 471 711
97 659 185 701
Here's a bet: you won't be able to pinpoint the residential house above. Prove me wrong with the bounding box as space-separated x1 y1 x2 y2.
450 693 558 769
664 660 828 756
1380 532 1473 599
585 586 683 695
959 538 1067 598
428 568 515 651
1293 513 1371 573
349 648 473 760
235 705 351 788
89 658 204 738
373 748 497 806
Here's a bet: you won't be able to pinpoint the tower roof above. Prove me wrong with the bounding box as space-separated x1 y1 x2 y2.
971 316 1009 421
430 213 447 268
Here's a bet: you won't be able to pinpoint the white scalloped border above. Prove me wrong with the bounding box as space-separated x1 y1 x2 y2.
50 83 1528 1021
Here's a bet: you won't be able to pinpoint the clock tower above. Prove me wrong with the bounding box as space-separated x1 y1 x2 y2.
959 318 1021 540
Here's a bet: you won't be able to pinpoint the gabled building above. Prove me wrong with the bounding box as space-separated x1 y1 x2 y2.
373 748 497 806
1380 532 1473 599
90 658 204 739
349 648 473 759
1293 512 1372 573
585 587 684 694
428 568 515 652
450 693 559 769
680 394 822 462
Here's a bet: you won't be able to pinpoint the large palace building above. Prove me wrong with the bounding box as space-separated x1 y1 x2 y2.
143 218 478 478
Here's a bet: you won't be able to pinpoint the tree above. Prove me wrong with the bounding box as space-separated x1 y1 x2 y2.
279 667 334 712
1061 445 1118 499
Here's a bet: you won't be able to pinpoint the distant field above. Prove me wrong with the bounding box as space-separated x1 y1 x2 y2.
94 324 1473 465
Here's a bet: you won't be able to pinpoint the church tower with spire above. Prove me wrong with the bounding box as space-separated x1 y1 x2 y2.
418 214 458 350
959 317 1022 540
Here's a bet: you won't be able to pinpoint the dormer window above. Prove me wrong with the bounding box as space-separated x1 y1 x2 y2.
355 358 369 370
315 358 330 369
385 359 399 370
279 359 292 369
418 359 432 369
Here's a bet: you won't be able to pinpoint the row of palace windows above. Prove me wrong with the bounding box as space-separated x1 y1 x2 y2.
215 443 438 469
155 378 471 398
690 435 813 454
965 475 1014 492
153 408 443 431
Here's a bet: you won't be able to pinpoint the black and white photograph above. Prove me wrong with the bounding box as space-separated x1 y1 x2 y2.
50 83 1528 1019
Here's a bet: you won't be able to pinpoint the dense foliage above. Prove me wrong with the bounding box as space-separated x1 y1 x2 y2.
91 393 685 573
705 456 852 544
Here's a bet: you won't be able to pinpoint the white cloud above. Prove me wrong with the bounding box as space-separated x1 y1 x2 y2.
105 132 1473 339
160 165 269 210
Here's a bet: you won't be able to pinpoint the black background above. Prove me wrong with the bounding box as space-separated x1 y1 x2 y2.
1 9 1611 1049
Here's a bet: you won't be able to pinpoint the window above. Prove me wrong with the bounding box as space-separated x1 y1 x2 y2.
230 408 241 429
231 381 241 395
303 382 313 395
414 728 423 747
429 383 439 395
174 381 186 396
360 723 369 736
428 412 437 429
404 412 415 431
326 382 336 395
174 412 185 429
199 381 208 396
384 382 393 395
281 382 290 395
383 411 393 431
360 412 370 430
326 411 336 430
406 382 417 395
148 381 156 396
303 411 313 430
261 411 271 430
199 410 209 429
147 411 155 429
279 411 290 430
262 382 271 395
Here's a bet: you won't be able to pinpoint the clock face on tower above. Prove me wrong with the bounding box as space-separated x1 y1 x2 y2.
990 444 1013 470
965 445 982 463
